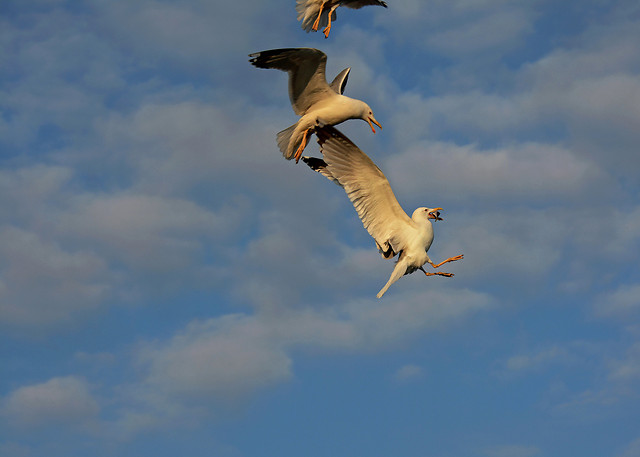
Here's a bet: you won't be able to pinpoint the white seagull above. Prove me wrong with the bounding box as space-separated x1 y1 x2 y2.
303 126 463 298
296 0 388 38
249 48 381 163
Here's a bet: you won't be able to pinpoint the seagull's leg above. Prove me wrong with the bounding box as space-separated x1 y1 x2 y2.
418 267 454 278
323 5 339 38
430 254 464 269
312 2 325 31
425 271 455 277
294 128 313 163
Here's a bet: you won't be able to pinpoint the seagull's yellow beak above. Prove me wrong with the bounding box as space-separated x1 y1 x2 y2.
428 208 444 221
367 116 382 133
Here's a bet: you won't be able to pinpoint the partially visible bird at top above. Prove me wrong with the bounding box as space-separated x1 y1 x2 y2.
249 47 381 163
296 0 388 38
303 126 463 298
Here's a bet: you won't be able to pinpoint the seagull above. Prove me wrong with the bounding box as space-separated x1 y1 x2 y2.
296 0 388 38
249 48 381 163
303 126 463 298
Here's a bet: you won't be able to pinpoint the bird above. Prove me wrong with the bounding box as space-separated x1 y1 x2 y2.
303 126 463 298
296 0 388 38
249 48 381 163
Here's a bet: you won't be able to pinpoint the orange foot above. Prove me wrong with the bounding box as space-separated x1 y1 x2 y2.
323 24 332 38
431 254 464 268
424 272 454 277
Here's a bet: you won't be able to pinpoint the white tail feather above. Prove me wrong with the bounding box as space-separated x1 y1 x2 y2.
276 123 298 160
376 258 408 298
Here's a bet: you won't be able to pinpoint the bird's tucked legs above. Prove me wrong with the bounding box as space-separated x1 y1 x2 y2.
312 2 325 31
323 6 337 38
430 254 464 269
294 128 313 163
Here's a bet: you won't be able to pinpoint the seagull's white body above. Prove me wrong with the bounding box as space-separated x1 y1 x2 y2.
249 48 380 162
296 0 388 38
303 126 463 298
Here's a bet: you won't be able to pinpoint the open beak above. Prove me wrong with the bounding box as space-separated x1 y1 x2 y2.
367 116 382 133
428 208 444 221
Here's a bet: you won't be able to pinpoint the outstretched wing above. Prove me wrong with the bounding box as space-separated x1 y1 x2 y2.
249 48 335 115
310 126 415 258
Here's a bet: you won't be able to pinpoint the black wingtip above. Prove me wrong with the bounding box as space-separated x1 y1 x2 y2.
301 156 327 172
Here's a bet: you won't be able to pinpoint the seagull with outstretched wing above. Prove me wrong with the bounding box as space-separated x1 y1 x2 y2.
249 48 381 163
303 126 463 298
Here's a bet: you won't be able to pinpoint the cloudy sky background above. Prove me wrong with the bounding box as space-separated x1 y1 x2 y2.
1 0 640 456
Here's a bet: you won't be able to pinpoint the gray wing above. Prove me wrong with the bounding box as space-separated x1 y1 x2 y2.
329 67 350 95
311 126 415 258
249 48 335 115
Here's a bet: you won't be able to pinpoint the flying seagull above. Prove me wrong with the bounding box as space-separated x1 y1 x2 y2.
296 0 388 38
249 48 381 163
303 126 463 298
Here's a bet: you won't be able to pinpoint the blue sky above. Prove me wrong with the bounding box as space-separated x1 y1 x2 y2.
1 0 640 456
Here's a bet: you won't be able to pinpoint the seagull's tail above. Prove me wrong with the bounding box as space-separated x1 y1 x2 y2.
296 0 329 32
276 123 298 160
376 258 407 299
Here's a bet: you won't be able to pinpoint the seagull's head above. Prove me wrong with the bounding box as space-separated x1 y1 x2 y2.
414 207 444 222
359 103 382 133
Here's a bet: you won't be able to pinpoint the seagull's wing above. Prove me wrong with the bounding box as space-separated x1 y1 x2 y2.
301 156 340 184
249 48 334 115
329 67 350 95
342 0 388 9
312 126 415 258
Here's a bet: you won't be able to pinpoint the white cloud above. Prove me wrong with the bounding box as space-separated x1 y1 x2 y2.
385 140 604 204
608 342 640 382
502 346 568 373
383 0 539 57
138 314 293 400
393 364 425 382
121 285 491 424
60 193 243 273
425 7 535 56
2 376 99 428
0 226 109 328
593 284 640 319
619 436 640 457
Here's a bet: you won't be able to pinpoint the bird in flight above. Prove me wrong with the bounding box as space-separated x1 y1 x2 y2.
296 0 388 38
249 48 381 163
303 126 463 298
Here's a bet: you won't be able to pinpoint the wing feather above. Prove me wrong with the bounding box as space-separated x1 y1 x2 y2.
314 126 415 257
329 67 350 95
249 48 334 115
